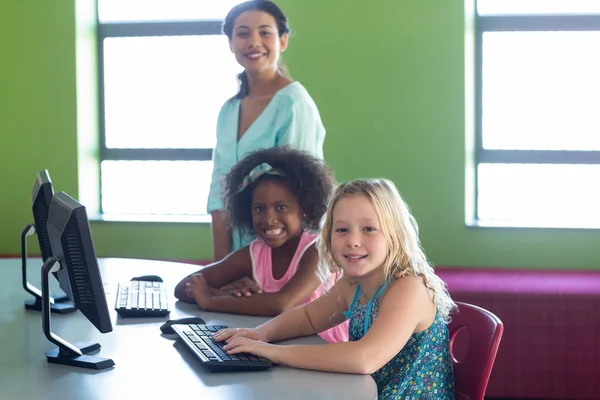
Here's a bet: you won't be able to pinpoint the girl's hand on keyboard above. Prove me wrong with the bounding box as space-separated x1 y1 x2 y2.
222 337 281 364
212 327 265 344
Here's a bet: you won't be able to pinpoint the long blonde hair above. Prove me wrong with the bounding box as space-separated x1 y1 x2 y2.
317 179 456 322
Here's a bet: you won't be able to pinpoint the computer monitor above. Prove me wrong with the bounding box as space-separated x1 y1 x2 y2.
41 191 114 370
31 169 54 262
21 170 75 313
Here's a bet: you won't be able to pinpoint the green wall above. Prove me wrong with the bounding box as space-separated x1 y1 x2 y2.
0 0 79 255
1 0 599 269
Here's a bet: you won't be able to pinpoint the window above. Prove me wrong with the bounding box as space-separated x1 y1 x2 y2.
97 1 242 217
474 0 600 228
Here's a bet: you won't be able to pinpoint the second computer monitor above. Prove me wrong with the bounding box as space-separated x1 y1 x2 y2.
22 170 74 313
31 169 54 261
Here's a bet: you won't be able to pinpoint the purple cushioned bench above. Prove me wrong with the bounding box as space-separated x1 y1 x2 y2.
437 268 600 400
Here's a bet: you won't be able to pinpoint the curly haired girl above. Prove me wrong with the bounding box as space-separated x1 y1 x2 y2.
175 147 348 343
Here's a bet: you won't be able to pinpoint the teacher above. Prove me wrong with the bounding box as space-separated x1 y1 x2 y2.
208 0 326 261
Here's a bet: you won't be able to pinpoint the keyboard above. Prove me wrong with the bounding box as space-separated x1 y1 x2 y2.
115 279 170 317
172 323 272 372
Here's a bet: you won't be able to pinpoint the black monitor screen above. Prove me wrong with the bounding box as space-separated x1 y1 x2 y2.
31 169 54 262
47 192 112 334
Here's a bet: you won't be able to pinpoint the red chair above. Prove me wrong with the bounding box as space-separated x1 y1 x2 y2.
448 302 504 400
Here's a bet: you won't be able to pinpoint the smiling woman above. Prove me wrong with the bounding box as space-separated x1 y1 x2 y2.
207 1 327 262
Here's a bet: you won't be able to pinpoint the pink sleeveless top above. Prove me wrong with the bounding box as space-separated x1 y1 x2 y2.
250 231 349 343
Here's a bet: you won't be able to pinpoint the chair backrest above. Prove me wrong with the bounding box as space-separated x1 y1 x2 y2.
448 302 504 400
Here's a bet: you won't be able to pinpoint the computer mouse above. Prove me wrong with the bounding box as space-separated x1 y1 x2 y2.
131 275 163 282
160 316 206 334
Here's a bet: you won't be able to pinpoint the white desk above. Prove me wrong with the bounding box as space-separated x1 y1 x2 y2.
0 258 377 400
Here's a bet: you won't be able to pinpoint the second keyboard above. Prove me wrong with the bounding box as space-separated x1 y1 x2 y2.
115 279 170 317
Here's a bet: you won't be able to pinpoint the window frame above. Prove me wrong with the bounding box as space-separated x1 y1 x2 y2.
474 8 600 223
96 16 225 214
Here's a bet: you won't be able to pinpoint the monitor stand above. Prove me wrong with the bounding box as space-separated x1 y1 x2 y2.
21 224 76 313
41 257 115 370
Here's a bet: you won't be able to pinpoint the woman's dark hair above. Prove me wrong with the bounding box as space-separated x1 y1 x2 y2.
222 1 291 99
223 147 334 236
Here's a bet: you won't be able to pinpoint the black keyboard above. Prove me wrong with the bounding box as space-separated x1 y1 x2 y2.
173 324 272 372
115 280 170 317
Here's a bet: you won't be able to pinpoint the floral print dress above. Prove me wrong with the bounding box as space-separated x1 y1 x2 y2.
346 283 454 399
